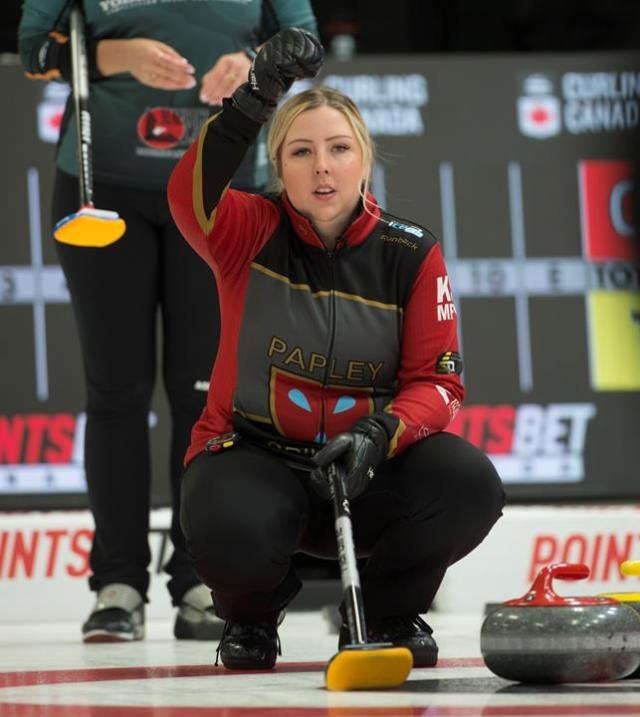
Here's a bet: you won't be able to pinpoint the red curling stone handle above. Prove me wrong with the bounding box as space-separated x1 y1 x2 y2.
504 562 617 607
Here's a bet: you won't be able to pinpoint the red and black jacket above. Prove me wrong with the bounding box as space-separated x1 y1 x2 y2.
168 99 464 467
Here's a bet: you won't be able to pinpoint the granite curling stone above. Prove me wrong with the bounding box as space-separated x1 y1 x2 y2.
599 559 640 680
480 562 640 683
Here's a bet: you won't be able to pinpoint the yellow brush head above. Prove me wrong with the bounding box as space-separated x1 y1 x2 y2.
600 592 640 602
599 561 640 601
54 206 126 248
325 646 413 691
621 560 640 577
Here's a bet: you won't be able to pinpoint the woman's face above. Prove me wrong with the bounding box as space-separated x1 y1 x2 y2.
280 105 365 243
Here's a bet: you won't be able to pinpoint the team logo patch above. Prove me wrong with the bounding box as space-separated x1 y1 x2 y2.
137 107 185 150
269 366 374 443
436 351 463 375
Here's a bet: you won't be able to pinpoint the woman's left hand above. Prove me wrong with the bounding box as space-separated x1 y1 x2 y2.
199 51 252 105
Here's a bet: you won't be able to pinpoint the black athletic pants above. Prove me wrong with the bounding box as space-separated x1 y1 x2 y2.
52 169 220 604
180 432 505 621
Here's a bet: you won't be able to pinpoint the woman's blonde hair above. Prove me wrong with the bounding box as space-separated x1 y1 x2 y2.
267 86 376 206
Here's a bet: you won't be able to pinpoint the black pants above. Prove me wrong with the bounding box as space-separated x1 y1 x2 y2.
180 432 505 621
52 170 220 604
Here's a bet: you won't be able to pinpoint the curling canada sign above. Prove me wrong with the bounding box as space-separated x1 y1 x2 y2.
518 70 640 139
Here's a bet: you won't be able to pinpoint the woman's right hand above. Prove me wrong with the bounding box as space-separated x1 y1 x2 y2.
231 28 324 123
96 38 196 90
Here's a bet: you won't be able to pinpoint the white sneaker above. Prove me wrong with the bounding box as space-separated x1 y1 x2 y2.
82 583 145 643
174 584 224 640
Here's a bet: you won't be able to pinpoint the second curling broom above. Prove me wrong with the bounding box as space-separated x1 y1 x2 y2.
324 463 413 691
53 5 126 247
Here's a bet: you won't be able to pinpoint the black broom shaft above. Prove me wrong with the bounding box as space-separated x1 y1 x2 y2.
329 463 367 645
69 6 93 208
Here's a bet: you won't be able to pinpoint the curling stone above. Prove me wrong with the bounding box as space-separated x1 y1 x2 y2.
480 562 640 683
599 560 640 679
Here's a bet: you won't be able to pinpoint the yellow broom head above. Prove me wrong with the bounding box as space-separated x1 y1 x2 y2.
325 645 413 691
54 205 126 247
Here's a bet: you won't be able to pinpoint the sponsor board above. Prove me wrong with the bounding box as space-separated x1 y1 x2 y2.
587 291 640 390
0 413 86 493
435 504 640 613
3 506 637 620
579 159 640 390
0 509 174 623
291 73 429 137
8 55 638 506
579 160 636 261
447 403 596 483
0 412 158 494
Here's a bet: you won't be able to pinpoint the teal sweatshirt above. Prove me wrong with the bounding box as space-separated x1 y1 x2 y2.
18 0 317 190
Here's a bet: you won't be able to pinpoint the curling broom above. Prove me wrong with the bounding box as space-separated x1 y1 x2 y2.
53 6 125 247
324 462 413 691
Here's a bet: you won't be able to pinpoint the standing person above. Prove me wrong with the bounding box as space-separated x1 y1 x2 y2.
168 28 505 670
18 0 318 643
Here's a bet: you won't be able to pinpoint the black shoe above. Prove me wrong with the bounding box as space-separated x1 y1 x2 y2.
216 617 281 670
82 583 145 643
174 584 225 640
339 615 438 667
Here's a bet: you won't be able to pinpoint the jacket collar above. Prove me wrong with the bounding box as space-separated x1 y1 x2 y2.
281 192 381 250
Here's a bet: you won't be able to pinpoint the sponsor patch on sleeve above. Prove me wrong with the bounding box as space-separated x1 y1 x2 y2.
387 220 424 238
435 351 463 375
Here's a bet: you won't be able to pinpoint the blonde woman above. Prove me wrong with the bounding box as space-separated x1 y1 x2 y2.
169 28 504 670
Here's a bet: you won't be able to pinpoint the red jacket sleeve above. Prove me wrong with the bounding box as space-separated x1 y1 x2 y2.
167 101 281 278
384 243 464 456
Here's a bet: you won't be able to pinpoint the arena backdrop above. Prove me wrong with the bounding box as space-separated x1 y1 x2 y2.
1 52 639 509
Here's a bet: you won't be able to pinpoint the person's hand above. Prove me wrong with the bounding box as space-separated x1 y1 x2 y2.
309 416 389 500
96 38 196 90
199 51 251 105
231 28 324 123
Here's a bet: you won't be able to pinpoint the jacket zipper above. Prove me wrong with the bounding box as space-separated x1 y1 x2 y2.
319 239 344 443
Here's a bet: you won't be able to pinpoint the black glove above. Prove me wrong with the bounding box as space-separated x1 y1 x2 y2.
231 28 324 123
309 416 389 500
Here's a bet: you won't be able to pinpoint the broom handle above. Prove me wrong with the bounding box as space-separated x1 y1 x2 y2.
328 463 367 646
69 6 93 208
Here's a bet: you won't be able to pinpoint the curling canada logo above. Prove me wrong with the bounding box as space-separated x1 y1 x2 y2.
518 69 640 139
517 74 562 139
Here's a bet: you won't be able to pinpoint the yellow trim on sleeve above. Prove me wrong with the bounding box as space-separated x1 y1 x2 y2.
384 404 405 457
233 407 273 425
250 262 403 312
192 111 229 235
387 419 406 457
